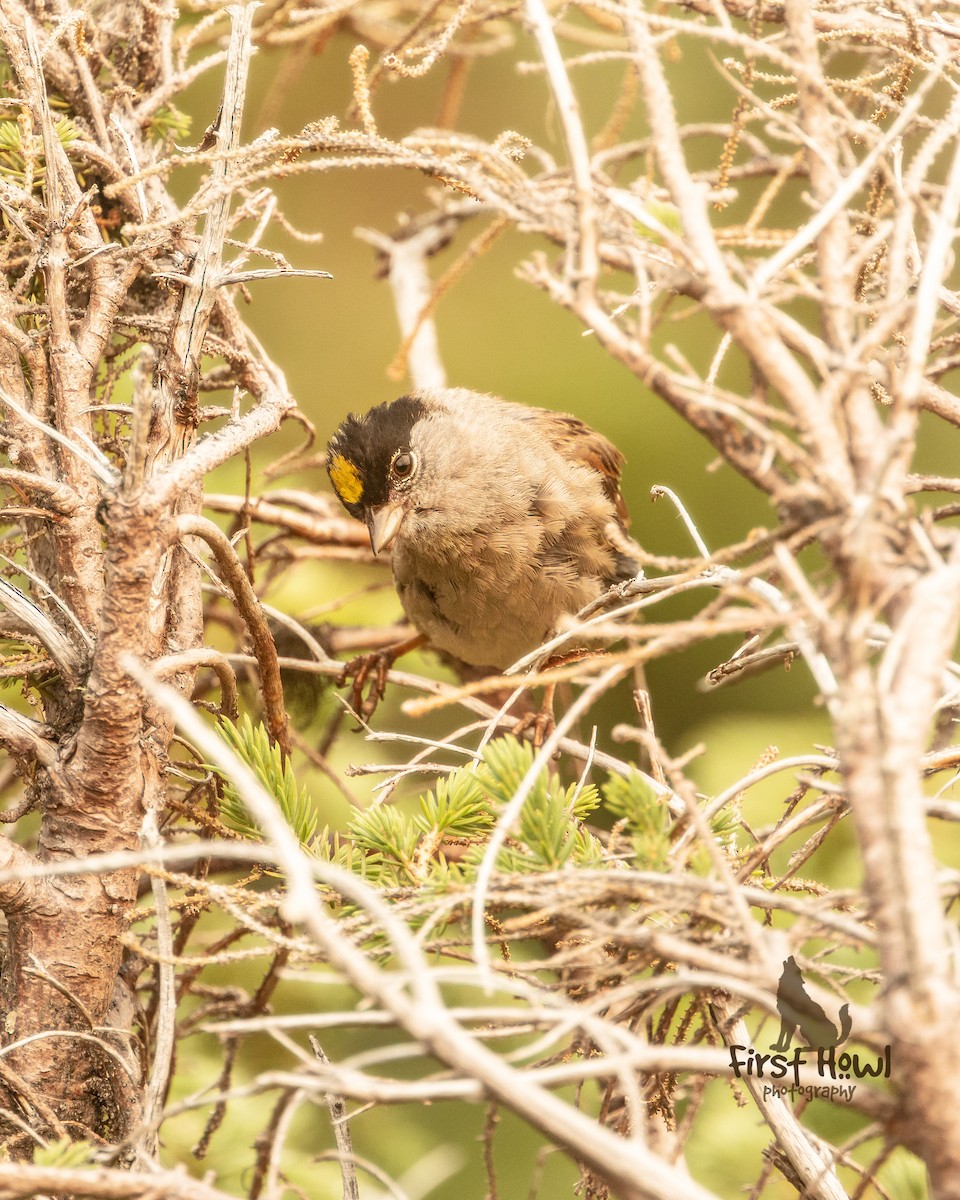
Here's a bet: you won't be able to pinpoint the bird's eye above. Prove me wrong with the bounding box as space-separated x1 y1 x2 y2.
391 450 416 480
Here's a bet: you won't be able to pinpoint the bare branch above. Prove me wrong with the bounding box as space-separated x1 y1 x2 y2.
176 514 288 754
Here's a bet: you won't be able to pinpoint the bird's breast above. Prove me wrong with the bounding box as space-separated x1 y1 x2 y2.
391 528 602 669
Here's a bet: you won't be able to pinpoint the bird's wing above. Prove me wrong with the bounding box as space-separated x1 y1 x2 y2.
521 408 631 529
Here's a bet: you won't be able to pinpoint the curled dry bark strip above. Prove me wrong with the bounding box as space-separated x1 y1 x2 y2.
0 706 57 770
0 577 86 684
176 515 289 755
153 649 240 721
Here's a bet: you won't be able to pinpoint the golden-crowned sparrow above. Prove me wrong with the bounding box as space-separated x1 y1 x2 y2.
326 387 642 673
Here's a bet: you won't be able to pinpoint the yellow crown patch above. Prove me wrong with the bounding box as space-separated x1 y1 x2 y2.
329 453 364 505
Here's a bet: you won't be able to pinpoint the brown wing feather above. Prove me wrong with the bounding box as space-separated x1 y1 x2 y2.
521 408 631 528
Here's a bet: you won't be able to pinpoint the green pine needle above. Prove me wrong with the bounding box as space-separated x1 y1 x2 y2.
602 770 672 871
0 116 79 187
342 737 608 883
33 1136 97 1169
213 715 319 850
207 722 725 895
414 769 494 839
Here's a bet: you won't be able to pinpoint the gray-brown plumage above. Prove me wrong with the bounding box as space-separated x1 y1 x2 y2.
326 388 642 670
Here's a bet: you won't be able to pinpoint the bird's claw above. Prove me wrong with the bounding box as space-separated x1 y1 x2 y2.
339 651 393 719
513 706 556 750
337 633 426 721
512 650 604 749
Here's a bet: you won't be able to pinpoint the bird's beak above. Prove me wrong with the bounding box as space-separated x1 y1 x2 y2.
365 502 405 556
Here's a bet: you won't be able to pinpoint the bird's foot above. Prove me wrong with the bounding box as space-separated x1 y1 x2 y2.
339 633 425 719
512 650 605 749
513 676 561 750
513 704 556 750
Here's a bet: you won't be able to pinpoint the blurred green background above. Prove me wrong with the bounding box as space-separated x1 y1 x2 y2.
170 20 951 1198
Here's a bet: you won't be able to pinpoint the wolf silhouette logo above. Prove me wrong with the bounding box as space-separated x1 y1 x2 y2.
770 956 852 1051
